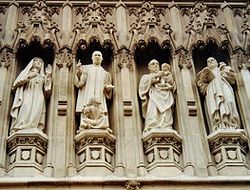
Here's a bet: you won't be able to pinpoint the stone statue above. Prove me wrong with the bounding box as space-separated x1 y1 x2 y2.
10 57 52 134
75 51 114 132
139 59 175 133
197 57 240 132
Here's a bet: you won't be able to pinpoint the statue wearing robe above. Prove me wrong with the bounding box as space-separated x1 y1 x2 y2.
75 51 113 131
10 57 52 134
139 60 175 133
197 57 240 132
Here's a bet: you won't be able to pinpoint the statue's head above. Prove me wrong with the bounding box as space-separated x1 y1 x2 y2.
161 63 170 72
92 51 103 66
207 57 218 69
32 57 44 70
148 59 160 73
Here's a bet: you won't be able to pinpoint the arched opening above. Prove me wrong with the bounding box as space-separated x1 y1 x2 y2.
16 38 55 74
12 39 55 134
75 39 114 133
135 39 176 131
192 40 230 73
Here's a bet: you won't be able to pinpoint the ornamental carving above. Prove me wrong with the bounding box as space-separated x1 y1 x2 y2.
125 180 141 190
128 1 175 49
209 136 248 151
73 0 116 47
184 2 228 50
143 136 182 150
15 0 59 49
7 136 48 152
75 136 115 152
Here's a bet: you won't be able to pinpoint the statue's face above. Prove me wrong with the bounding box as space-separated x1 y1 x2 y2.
92 51 103 65
161 63 170 72
33 58 43 70
148 59 160 73
207 57 218 69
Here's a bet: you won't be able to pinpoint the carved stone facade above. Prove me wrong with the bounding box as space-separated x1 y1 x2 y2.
0 0 250 189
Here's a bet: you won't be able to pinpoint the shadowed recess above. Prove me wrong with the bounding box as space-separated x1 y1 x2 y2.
76 39 113 71
16 39 55 74
192 41 230 73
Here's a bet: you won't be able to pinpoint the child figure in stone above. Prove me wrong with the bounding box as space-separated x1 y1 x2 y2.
79 96 111 133
159 63 175 91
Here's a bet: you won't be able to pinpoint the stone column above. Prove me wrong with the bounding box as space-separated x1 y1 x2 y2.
44 48 76 177
115 1 146 177
3 1 18 45
1 3 18 176
172 49 217 176
0 49 15 176
169 2 183 49
221 2 240 48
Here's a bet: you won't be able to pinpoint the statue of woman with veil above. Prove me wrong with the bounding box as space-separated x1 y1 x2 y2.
10 57 52 134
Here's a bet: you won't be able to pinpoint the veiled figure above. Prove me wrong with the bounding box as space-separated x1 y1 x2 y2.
75 51 114 131
197 57 240 132
10 57 52 134
139 59 175 133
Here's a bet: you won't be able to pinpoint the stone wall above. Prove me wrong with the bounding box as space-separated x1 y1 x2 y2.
0 0 250 189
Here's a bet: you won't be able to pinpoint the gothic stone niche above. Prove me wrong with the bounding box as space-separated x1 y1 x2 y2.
75 129 116 176
207 129 248 176
6 129 48 177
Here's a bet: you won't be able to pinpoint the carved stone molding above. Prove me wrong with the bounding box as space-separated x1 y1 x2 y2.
0 47 13 68
125 180 141 190
128 1 175 50
56 48 73 69
73 0 116 49
207 129 249 175
6 129 48 176
75 129 116 176
117 47 132 69
142 129 183 177
14 0 59 49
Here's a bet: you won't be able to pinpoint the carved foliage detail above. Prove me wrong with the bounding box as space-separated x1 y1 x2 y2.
56 48 73 68
75 136 115 152
117 48 132 69
0 49 13 68
7 137 47 152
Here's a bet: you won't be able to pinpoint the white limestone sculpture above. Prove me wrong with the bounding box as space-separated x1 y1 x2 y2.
10 57 52 134
78 96 112 133
139 59 175 133
197 57 240 132
75 51 114 132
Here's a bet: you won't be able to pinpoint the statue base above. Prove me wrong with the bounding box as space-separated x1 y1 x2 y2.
207 129 248 176
6 129 48 177
142 128 183 177
75 129 116 176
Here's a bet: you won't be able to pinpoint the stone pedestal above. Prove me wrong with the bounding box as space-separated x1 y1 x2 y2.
142 129 183 177
75 129 116 176
6 129 48 177
207 129 248 176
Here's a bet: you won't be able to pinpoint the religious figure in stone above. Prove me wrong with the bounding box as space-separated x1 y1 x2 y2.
75 51 114 132
10 57 52 134
197 57 240 132
139 59 175 133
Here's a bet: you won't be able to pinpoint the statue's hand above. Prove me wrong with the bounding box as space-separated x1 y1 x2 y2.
27 72 37 79
45 64 52 78
155 71 164 77
105 84 114 91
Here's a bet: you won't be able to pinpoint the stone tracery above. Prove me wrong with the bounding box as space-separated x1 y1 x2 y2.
0 0 249 185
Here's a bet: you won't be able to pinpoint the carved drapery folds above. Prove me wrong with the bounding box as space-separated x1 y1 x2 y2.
0 0 250 180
